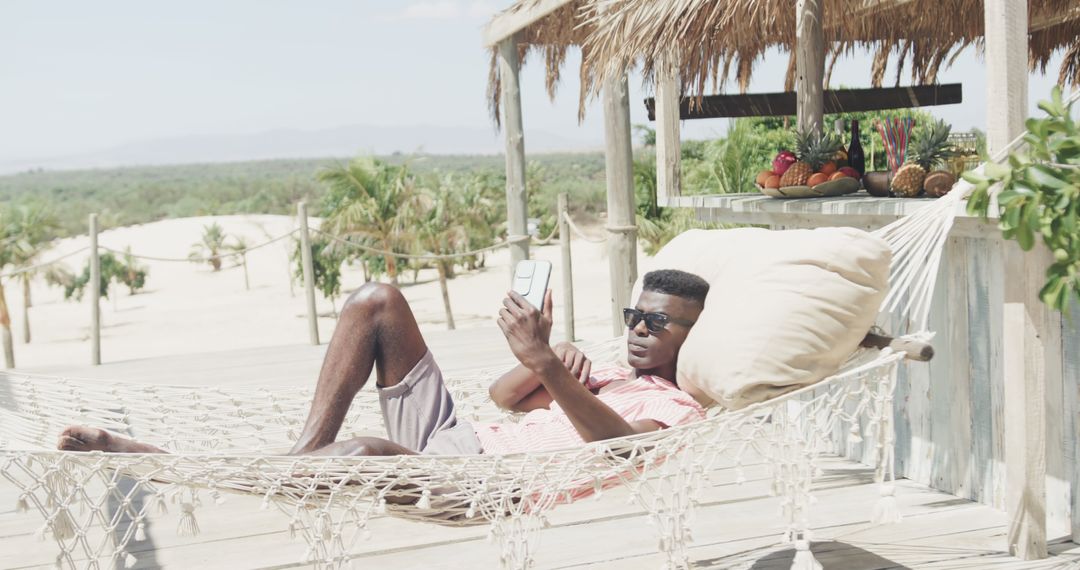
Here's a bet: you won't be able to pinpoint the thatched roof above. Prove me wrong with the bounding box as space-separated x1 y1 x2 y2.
486 0 1080 121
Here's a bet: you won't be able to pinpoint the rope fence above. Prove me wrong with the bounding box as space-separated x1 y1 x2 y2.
0 247 90 280
99 229 300 264
0 195 625 366
311 229 531 262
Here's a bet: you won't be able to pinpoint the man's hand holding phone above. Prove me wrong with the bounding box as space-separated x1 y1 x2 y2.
497 290 555 371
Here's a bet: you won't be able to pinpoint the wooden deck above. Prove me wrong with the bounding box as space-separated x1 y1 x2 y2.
3 328 1079 569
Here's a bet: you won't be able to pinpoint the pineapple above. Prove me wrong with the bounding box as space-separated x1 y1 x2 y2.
779 130 842 187
891 119 957 197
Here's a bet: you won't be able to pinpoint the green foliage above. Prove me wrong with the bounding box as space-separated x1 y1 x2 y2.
634 152 659 219
189 222 228 271
64 251 147 300
0 202 60 269
636 210 723 256
633 124 656 147
293 236 347 304
682 118 789 195
319 157 416 283
965 87 1080 313
0 153 609 238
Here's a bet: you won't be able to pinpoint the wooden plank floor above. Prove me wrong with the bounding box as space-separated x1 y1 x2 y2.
3 328 1079 569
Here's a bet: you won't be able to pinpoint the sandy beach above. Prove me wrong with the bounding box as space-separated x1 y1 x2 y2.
6 214 651 372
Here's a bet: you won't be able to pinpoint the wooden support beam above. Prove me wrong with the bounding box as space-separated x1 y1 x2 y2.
89 213 100 366
557 193 575 343
985 0 1050 560
654 52 682 206
297 202 319 346
498 36 530 275
482 0 574 47
796 0 825 135
602 73 637 338
644 84 963 121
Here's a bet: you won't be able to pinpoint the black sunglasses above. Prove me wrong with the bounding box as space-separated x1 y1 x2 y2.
623 308 696 333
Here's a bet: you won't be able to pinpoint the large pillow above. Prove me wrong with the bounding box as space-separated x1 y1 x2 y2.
631 227 890 410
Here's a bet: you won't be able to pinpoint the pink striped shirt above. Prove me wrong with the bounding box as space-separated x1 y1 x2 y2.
474 364 706 455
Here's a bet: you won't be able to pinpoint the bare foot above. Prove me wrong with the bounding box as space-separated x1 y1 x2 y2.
57 426 167 454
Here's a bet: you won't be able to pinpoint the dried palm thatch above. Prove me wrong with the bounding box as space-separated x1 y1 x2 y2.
485 0 1080 123
581 0 1080 99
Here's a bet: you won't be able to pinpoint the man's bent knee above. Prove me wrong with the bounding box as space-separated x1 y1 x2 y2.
342 283 406 316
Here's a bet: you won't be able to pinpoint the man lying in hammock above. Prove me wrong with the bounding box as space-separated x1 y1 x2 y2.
58 269 709 456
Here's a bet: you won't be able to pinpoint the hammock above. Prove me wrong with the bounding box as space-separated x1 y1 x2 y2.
0 174 978 570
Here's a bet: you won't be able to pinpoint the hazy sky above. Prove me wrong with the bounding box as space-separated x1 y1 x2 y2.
1 0 1068 160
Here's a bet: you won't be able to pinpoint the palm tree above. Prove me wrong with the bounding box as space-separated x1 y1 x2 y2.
319 158 415 285
0 204 60 354
190 223 227 271
225 236 251 290
410 176 475 330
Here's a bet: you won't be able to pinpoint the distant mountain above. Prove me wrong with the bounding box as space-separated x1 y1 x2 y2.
0 124 603 174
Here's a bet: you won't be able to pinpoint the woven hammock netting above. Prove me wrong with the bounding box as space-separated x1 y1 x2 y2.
1 169 982 569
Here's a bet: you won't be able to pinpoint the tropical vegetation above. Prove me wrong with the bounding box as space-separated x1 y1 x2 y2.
965 87 1080 313
189 223 228 271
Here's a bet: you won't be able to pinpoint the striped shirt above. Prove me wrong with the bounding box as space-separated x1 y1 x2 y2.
473 364 706 455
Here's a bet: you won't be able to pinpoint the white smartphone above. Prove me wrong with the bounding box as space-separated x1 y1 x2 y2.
512 260 551 311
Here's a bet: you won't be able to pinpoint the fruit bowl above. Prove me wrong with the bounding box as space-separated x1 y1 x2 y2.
757 176 860 199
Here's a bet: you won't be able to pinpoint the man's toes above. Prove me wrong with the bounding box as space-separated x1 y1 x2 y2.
57 426 110 452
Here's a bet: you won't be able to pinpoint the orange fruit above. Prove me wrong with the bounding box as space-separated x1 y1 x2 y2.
755 170 774 186
807 172 830 187
819 161 838 176
765 174 781 189
830 171 848 181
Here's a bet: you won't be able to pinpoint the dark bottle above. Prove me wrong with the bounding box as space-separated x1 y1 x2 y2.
848 120 866 176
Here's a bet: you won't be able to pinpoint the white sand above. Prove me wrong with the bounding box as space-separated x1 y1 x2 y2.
6 214 653 371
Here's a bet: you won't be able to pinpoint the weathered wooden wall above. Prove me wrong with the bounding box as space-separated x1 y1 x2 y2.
689 194 1078 539
849 234 1075 537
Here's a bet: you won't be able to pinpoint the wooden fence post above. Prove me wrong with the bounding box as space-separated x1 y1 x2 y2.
298 202 320 346
89 213 101 365
558 193 575 343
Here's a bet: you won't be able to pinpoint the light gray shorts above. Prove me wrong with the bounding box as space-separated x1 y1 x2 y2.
377 350 484 455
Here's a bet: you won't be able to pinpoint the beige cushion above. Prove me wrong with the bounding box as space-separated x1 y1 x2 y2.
630 227 891 410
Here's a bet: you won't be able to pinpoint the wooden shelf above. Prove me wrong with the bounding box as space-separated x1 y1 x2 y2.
665 192 1001 239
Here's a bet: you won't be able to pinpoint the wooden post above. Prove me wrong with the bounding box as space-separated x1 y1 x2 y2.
985 0 1049 559
655 52 682 206
89 214 101 365
21 276 30 344
498 35 530 276
796 0 825 135
297 202 320 346
602 73 638 338
557 193 575 342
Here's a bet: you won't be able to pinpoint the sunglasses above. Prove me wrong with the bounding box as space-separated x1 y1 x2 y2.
623 308 696 333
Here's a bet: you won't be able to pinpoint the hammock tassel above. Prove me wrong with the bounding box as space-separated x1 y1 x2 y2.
119 550 137 568
789 540 822 570
51 509 76 541
135 521 147 541
465 502 477 519
416 490 432 510
848 423 863 443
871 484 901 525
15 494 28 513
376 498 388 514
177 502 200 537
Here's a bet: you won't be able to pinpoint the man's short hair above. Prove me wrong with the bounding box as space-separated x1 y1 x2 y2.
642 269 710 306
